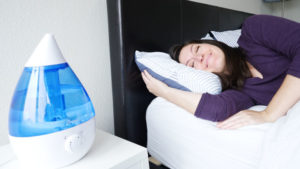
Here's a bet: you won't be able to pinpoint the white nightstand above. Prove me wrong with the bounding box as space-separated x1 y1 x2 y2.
0 129 149 169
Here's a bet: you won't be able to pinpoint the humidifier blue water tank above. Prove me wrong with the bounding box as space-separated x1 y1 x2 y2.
8 34 96 169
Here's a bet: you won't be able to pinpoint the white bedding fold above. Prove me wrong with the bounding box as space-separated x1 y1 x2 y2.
259 101 300 169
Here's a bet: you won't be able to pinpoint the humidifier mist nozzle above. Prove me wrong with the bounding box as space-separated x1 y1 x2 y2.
25 33 66 67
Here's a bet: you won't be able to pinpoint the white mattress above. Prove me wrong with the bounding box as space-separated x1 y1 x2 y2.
146 97 271 169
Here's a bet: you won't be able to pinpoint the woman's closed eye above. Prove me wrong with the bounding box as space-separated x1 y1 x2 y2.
190 60 196 68
191 61 195 68
196 46 200 54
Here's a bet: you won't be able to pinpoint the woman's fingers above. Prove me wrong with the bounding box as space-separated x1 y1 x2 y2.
143 70 150 76
218 117 248 129
141 71 149 83
141 70 151 82
143 70 153 80
141 70 168 97
217 111 252 129
217 114 244 129
217 110 267 130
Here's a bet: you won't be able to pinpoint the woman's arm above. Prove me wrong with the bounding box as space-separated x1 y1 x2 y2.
264 74 300 121
217 74 300 129
217 15 300 129
141 70 201 114
142 70 255 121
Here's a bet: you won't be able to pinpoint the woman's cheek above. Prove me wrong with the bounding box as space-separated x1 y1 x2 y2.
195 62 204 70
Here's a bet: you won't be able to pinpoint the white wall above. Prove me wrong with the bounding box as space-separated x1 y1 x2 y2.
189 0 272 14
190 0 300 22
268 0 300 22
0 0 113 145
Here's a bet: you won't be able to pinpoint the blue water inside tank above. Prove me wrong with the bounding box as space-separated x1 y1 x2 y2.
9 63 95 137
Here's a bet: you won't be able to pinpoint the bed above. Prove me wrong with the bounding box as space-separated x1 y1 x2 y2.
106 0 300 169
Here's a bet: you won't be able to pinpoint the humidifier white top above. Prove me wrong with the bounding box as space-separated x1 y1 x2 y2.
25 34 66 67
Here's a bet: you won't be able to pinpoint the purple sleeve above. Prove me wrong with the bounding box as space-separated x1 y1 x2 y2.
238 15 300 78
195 90 255 122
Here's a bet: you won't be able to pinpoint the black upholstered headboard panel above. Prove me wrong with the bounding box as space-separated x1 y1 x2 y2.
107 0 253 147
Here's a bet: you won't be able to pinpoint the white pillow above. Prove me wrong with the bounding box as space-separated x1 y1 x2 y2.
202 29 241 47
135 51 222 94
201 33 214 40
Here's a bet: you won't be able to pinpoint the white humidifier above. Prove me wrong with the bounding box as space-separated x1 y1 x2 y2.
8 34 96 169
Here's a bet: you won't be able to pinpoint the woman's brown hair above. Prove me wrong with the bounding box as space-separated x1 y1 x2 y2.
169 39 251 91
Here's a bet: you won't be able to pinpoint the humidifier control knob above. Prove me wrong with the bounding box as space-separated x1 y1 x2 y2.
65 134 84 153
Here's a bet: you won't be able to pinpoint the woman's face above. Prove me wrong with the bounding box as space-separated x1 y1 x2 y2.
178 43 226 73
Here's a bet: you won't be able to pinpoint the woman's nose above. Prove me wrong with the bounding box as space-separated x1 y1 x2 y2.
194 56 203 63
197 54 204 62
195 52 203 59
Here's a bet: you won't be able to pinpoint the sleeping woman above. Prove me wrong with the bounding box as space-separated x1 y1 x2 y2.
141 15 300 129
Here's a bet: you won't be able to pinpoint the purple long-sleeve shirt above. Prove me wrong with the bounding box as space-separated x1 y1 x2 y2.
195 15 300 122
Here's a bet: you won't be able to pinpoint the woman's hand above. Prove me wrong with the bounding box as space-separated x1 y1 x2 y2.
142 70 202 114
141 70 169 97
217 109 270 129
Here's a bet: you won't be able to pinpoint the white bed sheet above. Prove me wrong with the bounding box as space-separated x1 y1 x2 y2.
146 97 271 169
147 98 300 169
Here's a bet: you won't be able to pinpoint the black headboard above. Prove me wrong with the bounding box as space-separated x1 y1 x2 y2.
107 0 253 147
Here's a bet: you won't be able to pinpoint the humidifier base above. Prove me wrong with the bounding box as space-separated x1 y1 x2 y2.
9 117 95 169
